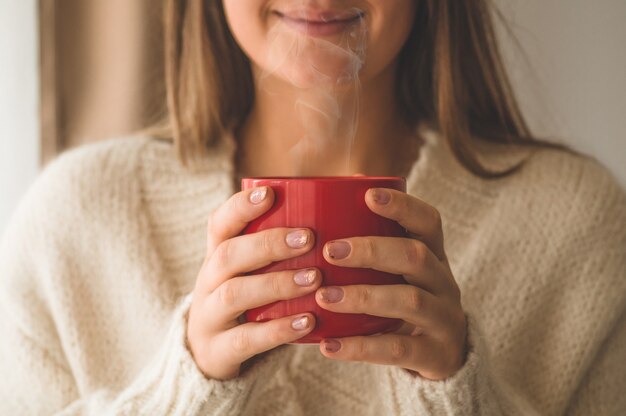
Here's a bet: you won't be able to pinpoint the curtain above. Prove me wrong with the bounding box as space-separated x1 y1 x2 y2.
39 0 164 164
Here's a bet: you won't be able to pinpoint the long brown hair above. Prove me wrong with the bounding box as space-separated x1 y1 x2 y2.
161 0 561 178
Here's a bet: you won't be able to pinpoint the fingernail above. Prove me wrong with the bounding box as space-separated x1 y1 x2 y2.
291 315 310 330
320 287 344 303
323 339 342 353
286 230 309 248
325 241 351 259
294 269 317 286
372 189 391 205
249 187 268 204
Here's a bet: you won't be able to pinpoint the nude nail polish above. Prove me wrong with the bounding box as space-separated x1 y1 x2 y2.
286 230 309 248
292 316 310 330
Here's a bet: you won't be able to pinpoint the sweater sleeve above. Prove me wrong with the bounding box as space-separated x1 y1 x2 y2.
379 156 626 415
0 142 279 415
383 317 540 415
383 312 626 416
0 293 260 415
566 312 626 415
0 226 278 416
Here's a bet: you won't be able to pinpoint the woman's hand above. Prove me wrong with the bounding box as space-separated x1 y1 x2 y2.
315 188 467 381
187 186 321 380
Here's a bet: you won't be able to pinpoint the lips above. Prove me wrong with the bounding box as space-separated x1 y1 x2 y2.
276 8 365 37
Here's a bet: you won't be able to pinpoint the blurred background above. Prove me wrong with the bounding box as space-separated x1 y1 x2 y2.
1 0 625 235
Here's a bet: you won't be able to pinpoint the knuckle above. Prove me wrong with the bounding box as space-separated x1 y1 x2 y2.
353 339 369 360
406 240 427 268
391 196 411 223
259 230 275 256
356 286 372 309
231 329 251 355
230 192 246 216
406 287 422 312
213 240 232 269
217 280 237 307
390 338 409 361
361 237 377 264
269 273 284 298
265 323 285 345
430 207 443 232
194 344 212 373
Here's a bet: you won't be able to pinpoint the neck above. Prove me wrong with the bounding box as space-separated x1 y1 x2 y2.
237 64 420 177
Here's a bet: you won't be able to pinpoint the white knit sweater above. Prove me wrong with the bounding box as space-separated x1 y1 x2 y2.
1 131 625 415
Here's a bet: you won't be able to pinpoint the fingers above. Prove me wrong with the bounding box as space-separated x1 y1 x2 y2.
207 268 322 324
319 334 461 381
315 284 449 333
323 236 450 295
320 334 429 369
365 188 446 261
199 227 315 293
217 313 316 365
206 187 275 254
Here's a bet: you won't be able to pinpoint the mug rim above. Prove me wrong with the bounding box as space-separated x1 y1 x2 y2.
242 176 405 181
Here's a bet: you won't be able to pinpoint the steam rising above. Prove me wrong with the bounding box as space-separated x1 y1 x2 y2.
260 5 367 175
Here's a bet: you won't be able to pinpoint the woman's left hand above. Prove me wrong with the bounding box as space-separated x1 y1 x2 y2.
315 188 467 381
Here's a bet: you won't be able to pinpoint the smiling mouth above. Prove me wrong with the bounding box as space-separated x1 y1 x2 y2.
275 9 365 37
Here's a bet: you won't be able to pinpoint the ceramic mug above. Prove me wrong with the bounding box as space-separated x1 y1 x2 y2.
241 176 407 343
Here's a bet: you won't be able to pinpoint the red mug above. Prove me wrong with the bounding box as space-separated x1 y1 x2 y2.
241 176 407 343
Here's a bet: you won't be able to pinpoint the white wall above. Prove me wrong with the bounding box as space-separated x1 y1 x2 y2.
0 0 40 237
495 0 626 187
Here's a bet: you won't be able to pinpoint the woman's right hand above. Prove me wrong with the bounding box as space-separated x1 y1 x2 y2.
186 186 320 380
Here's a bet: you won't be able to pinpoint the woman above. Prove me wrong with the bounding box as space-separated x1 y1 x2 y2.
1 0 624 414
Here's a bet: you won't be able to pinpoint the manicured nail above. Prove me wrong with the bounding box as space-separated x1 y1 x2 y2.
286 230 309 248
372 188 391 205
323 339 342 353
294 269 317 286
325 241 351 259
249 187 268 204
291 315 310 330
320 287 344 303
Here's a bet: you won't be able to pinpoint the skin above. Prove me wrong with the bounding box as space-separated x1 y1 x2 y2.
187 0 467 381
225 0 420 177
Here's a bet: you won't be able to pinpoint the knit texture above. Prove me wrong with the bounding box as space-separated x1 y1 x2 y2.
0 131 625 415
